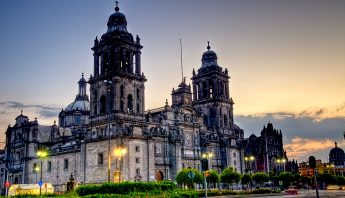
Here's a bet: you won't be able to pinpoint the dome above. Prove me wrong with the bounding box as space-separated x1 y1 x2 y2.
201 42 219 68
330 142 345 156
15 111 29 125
65 100 90 112
64 73 90 112
107 3 128 33
329 142 345 166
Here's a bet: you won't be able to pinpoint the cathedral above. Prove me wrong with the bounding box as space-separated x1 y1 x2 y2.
2 2 244 192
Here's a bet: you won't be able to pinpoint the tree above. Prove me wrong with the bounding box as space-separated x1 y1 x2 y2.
220 167 241 189
241 173 252 190
176 168 202 189
292 173 301 185
252 172 269 187
205 170 220 188
336 176 345 185
278 172 294 188
318 173 334 185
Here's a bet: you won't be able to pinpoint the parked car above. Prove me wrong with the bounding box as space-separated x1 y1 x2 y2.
285 186 298 195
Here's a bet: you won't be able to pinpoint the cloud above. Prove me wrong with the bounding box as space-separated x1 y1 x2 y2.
0 101 62 140
0 101 60 119
284 137 337 161
235 103 345 162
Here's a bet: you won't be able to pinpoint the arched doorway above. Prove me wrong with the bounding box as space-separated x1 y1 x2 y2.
155 171 164 181
14 177 19 184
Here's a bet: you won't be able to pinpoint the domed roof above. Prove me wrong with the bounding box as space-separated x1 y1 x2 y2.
15 110 29 125
330 142 345 156
107 2 128 33
65 100 90 112
64 74 90 112
201 42 219 68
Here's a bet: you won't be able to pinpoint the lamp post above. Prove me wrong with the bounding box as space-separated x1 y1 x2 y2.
34 166 40 183
0 160 9 197
244 155 255 173
202 152 213 198
276 158 286 173
114 145 127 182
327 164 335 175
104 80 113 183
37 150 48 195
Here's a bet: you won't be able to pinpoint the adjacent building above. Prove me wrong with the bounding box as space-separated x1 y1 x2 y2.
243 122 287 173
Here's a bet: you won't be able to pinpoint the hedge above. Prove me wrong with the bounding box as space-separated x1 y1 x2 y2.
76 181 176 196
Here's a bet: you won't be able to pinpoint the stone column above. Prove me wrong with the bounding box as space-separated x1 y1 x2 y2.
135 51 141 75
94 54 99 77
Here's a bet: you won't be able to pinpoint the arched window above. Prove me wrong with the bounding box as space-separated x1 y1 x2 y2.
224 115 228 127
100 95 106 115
203 115 208 126
136 88 140 100
209 79 213 98
128 94 133 112
103 52 109 74
120 100 124 112
202 82 207 98
137 103 140 113
120 85 124 98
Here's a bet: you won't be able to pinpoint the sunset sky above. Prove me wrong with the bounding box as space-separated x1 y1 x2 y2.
0 0 344 162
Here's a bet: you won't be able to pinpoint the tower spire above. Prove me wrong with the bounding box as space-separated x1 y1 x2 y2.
115 1 119 12
207 41 210 50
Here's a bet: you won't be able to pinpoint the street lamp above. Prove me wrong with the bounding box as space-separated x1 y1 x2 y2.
276 158 286 172
37 149 48 195
201 152 213 198
327 164 335 175
244 155 255 173
104 80 113 183
114 145 127 182
0 160 9 197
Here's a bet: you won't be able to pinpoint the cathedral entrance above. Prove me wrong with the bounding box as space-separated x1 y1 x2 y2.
155 171 164 181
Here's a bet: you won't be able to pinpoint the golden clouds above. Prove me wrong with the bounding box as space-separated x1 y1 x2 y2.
285 137 338 160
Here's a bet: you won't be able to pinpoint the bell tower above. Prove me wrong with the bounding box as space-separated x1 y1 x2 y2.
191 42 234 132
89 2 146 119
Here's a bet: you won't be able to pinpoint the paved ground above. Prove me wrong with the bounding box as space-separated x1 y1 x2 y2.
212 189 345 198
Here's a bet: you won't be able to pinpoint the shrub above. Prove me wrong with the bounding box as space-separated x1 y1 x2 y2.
76 181 176 196
278 172 294 187
205 169 220 187
252 172 269 186
220 167 241 188
176 168 202 188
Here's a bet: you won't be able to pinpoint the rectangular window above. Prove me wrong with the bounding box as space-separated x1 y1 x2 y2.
98 153 104 165
136 168 140 174
32 131 37 140
234 160 237 166
33 163 37 173
135 157 140 164
64 159 69 170
135 146 140 152
47 161 52 172
233 152 236 157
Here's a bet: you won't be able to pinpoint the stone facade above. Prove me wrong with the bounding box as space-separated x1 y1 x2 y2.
3 2 245 192
243 122 286 173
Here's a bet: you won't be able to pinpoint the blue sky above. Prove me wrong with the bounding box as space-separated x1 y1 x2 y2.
0 0 344 162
